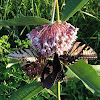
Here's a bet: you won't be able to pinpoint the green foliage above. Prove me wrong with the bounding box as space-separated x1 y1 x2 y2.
14 38 31 48
0 35 10 53
92 65 100 76
8 81 43 100
61 0 89 21
0 0 52 20
0 35 32 99
61 80 98 100
0 0 100 100
8 81 57 100
63 60 100 95
0 17 50 26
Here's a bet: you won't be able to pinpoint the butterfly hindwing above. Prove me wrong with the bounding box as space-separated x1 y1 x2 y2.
41 53 63 89
41 60 55 89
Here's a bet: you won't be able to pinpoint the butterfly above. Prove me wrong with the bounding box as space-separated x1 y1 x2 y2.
8 42 97 89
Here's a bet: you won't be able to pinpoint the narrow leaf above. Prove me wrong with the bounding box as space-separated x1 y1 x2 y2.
62 0 89 21
41 83 57 98
62 60 100 96
0 16 50 26
81 11 100 21
50 83 58 97
44 88 57 98
9 81 43 100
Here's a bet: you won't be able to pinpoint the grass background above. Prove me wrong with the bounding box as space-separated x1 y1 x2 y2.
0 0 100 99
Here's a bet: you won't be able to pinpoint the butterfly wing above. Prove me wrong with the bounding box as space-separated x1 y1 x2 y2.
41 53 62 89
41 60 55 89
60 42 97 65
67 42 97 64
8 48 42 79
21 62 39 78
69 42 97 59
8 47 38 62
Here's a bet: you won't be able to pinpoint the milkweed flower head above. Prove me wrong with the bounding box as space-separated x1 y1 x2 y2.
27 21 79 57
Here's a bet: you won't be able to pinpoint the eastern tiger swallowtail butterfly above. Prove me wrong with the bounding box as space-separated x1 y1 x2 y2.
8 42 97 89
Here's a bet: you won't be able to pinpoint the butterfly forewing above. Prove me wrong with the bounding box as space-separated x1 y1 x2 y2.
8 47 38 62
80 45 97 59
69 42 97 60
60 42 97 65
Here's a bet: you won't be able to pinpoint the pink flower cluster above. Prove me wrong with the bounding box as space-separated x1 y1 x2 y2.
27 21 79 57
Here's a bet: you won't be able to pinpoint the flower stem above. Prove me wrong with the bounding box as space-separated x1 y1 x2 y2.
58 81 61 100
51 0 57 23
56 0 60 22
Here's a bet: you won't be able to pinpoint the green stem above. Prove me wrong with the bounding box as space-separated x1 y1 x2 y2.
56 0 60 22
51 0 57 23
32 0 34 16
58 81 61 100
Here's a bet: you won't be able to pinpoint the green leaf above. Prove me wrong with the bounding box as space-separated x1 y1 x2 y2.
41 90 50 99
50 83 58 96
46 83 58 98
0 16 50 26
92 65 100 76
65 65 100 78
62 0 89 21
81 11 100 21
62 60 100 96
8 81 43 100
41 83 57 99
